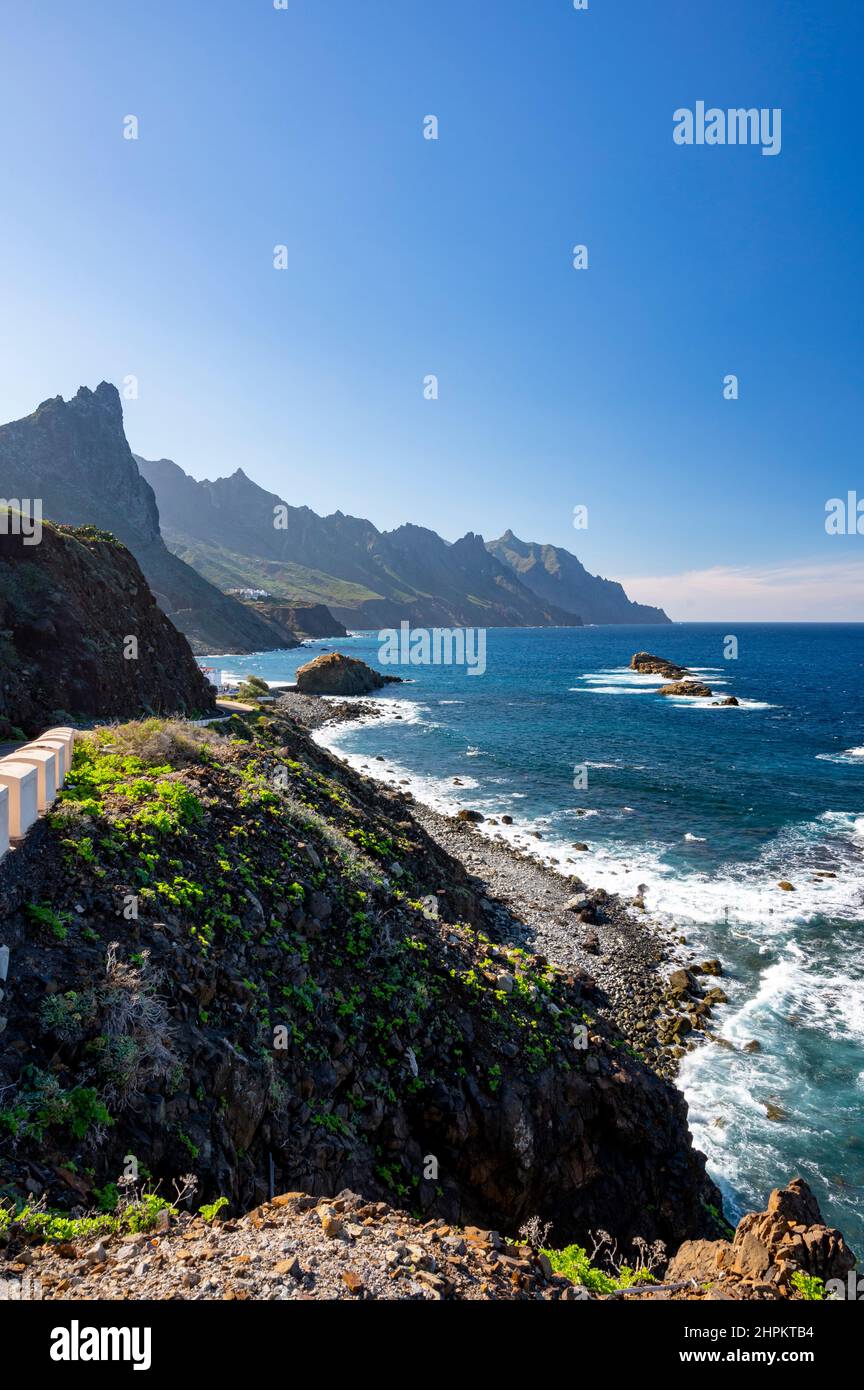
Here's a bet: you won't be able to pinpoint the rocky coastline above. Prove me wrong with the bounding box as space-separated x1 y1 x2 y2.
277 688 729 1085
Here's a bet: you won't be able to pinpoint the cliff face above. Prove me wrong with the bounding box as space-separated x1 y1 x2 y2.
0 386 296 655
0 709 720 1250
0 519 216 735
487 531 671 625
138 457 582 629
244 602 348 640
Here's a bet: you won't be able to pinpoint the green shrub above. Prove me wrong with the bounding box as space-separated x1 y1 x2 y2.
791 1271 826 1301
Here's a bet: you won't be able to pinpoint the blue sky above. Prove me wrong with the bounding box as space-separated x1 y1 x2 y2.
1 0 862 618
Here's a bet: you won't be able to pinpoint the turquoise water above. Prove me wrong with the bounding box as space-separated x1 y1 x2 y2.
207 624 864 1248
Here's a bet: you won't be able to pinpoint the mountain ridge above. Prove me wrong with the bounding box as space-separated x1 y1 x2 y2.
486 530 670 626
137 455 581 629
0 386 301 655
139 453 669 629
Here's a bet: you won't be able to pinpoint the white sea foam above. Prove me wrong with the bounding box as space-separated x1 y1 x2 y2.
679 697 777 711
572 664 738 703
319 703 864 932
316 688 864 1247
570 685 652 695
816 745 864 765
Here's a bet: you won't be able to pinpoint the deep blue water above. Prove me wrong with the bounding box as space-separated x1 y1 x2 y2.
207 624 864 1248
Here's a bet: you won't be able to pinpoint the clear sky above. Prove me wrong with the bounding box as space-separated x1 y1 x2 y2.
1 0 862 619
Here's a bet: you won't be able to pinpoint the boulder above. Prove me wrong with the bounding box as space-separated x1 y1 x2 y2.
665 1178 856 1292
457 809 484 823
295 652 401 696
630 652 690 680
669 968 696 995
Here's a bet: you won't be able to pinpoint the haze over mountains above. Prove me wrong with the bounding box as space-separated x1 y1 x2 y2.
487 531 669 626
0 382 669 653
138 455 669 630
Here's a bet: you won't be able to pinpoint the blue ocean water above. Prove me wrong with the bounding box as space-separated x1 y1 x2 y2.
208 624 864 1248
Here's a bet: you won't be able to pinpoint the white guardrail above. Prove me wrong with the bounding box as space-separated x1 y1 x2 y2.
0 727 77 859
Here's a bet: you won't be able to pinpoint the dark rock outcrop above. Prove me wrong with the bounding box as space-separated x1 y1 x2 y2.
665 1179 856 1297
0 385 290 654
246 603 347 640
630 652 689 679
295 652 400 696
0 519 216 734
658 681 713 698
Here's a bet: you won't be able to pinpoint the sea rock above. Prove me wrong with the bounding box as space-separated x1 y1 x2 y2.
295 652 402 696
630 652 689 680
668 968 696 995
658 681 713 698
457 809 484 823
777 881 795 892
720 696 739 707
665 1179 856 1293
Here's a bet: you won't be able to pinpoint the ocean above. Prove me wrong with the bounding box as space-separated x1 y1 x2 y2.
208 622 864 1249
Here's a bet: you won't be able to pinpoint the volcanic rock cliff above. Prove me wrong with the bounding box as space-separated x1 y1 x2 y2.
0 708 721 1251
0 386 297 655
0 519 216 735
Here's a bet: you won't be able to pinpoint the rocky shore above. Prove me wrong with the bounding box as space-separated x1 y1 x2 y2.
407 804 730 1084
279 691 728 1084
5 1178 852 1302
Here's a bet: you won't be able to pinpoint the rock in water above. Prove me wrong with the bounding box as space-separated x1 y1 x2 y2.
295 652 401 696
630 651 690 679
658 680 713 698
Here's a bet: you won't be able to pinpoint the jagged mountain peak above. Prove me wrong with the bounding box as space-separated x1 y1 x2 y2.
487 533 669 625
0 385 302 654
